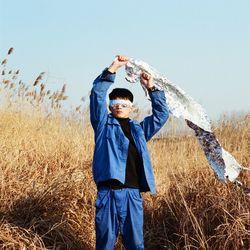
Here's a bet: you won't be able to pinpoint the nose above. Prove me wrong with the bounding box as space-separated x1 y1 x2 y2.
114 104 123 109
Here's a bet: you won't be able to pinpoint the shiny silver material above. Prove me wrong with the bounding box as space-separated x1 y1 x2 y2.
126 59 211 132
125 58 250 195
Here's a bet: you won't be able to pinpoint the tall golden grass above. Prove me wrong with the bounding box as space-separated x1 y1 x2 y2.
0 49 249 249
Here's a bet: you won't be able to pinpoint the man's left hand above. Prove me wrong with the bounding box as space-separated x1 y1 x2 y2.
140 72 155 89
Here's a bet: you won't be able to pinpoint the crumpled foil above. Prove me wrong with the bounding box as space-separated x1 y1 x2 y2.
125 58 250 195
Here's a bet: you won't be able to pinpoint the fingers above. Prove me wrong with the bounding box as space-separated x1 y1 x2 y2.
140 72 151 80
117 55 129 62
109 55 129 73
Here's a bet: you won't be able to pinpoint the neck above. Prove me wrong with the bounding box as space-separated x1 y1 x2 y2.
116 117 129 119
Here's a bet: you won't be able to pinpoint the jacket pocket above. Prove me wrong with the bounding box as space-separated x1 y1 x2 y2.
106 126 127 150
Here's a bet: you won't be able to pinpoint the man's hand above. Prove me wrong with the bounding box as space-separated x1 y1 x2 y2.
140 72 155 89
108 55 129 73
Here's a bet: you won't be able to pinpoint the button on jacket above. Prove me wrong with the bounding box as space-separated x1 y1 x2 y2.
90 69 169 193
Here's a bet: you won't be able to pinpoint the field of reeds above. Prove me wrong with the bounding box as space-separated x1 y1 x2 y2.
0 49 249 249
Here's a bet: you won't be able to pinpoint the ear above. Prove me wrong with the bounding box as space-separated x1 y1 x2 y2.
129 106 134 112
130 105 139 114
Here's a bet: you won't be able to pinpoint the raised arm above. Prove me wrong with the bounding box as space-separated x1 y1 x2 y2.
90 55 129 131
139 73 169 141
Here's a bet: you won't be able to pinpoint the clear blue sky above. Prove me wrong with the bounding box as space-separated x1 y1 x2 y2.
1 0 250 119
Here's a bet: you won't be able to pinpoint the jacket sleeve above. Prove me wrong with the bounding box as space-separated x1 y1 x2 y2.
90 69 115 131
140 90 169 141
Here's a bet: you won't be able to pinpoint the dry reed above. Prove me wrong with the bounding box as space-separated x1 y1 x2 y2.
0 48 249 249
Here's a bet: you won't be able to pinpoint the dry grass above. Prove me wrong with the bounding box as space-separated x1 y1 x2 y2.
0 49 249 249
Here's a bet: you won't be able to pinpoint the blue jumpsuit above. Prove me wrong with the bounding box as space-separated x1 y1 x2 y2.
90 69 169 249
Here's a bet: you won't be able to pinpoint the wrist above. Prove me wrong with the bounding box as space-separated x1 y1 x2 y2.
147 85 158 92
108 63 120 73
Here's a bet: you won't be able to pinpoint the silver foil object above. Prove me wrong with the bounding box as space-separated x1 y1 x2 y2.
125 58 250 195
126 59 211 132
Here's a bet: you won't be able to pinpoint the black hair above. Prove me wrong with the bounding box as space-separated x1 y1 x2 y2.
109 88 133 102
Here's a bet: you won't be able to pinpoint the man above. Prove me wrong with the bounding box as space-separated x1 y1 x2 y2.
90 55 169 250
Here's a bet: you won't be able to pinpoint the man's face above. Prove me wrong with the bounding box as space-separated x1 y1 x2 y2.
109 98 133 118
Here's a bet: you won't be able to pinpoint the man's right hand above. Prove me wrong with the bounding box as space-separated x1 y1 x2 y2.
108 55 129 73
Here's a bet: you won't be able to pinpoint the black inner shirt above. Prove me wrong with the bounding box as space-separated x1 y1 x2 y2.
99 117 142 189
117 117 142 188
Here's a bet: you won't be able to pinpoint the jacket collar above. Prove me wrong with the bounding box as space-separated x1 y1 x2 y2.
107 114 121 125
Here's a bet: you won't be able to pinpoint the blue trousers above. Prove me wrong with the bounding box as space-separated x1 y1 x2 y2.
95 187 144 250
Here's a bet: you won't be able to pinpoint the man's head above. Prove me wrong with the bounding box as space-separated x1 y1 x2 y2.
109 88 133 118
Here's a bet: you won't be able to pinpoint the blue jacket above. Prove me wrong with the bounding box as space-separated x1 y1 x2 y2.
90 69 169 193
